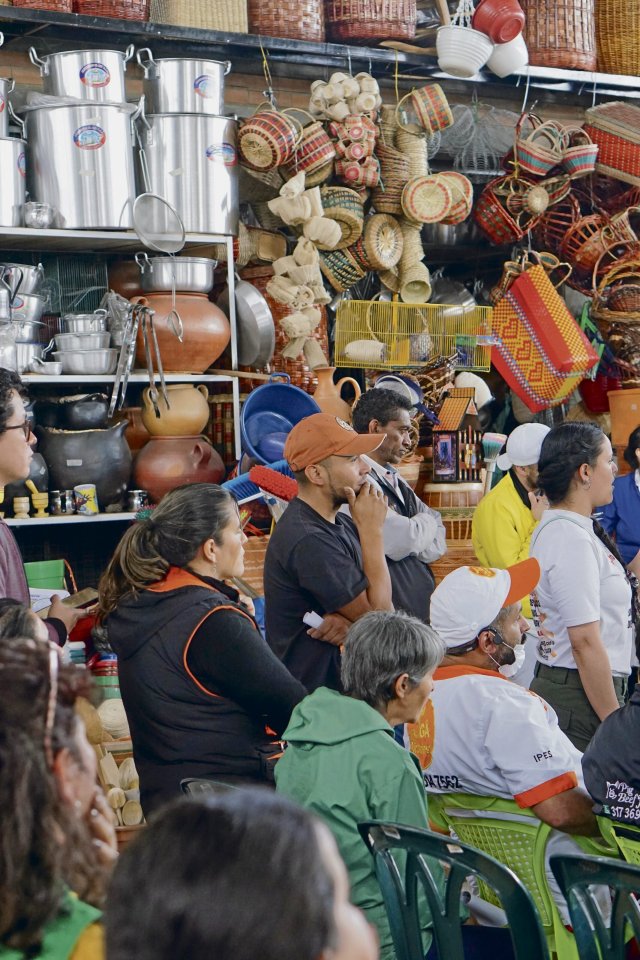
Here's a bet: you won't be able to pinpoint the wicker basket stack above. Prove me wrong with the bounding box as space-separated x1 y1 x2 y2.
520 0 596 71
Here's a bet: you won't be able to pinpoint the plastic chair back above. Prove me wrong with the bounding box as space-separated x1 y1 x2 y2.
359 820 550 960
180 777 240 796
550 853 640 960
609 822 640 867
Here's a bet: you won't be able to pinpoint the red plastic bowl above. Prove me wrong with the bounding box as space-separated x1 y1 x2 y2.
579 374 621 413
472 0 526 44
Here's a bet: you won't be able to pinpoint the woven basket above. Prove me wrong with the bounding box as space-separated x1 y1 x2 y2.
396 129 429 180
363 213 404 270
584 102 640 188
14 0 72 8
319 248 366 292
239 266 329 392
563 127 598 178
325 0 416 43
596 0 640 77
401 175 452 225
248 0 324 40
515 119 565 178
281 119 336 182
150 0 248 33
532 192 581 254
439 171 473 225
372 143 409 215
74 0 149 16
560 209 639 285
474 175 541 245
320 186 365 250
520 0 596 70
591 247 640 334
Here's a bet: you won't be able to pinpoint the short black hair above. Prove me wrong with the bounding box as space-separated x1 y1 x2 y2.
351 387 413 435
624 425 640 470
0 368 27 436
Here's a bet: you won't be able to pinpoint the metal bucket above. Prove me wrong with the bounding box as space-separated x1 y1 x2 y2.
137 49 231 115
29 46 135 103
137 113 238 236
0 137 26 227
23 102 140 229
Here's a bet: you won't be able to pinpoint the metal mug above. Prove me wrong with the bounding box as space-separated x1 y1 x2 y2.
127 489 149 512
50 489 75 515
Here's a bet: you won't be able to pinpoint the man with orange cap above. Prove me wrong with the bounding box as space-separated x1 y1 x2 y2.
264 413 393 692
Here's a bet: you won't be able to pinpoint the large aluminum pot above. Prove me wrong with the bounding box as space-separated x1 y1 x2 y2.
137 48 231 115
134 253 217 293
0 137 26 227
29 45 135 103
137 113 238 236
23 101 140 229
0 262 44 296
16 339 54 374
11 293 46 325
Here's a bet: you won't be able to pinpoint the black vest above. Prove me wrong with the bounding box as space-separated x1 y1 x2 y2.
106 569 273 815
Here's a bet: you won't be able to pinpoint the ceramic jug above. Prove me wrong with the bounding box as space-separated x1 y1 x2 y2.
35 421 132 508
141 383 210 437
133 435 225 504
312 366 361 421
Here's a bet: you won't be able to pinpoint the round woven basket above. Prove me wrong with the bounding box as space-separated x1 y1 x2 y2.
319 247 367 292
320 186 365 250
401 175 452 225
399 261 432 303
439 172 473 225
363 213 404 270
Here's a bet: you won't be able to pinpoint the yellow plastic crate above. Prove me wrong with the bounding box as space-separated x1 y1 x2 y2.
335 299 493 371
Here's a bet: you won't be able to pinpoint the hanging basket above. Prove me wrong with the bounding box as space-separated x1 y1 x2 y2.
519 0 596 70
362 213 404 270
473 174 541 245
562 127 599 179
590 244 640 335
320 186 365 249
514 117 566 178
280 115 336 182
325 0 416 43
401 175 453 225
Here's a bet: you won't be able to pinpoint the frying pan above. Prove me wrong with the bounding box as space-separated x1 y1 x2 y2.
218 279 275 368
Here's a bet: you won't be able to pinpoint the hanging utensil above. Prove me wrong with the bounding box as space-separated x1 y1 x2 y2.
108 303 135 418
147 307 170 409
119 303 141 412
140 307 160 418
132 192 186 343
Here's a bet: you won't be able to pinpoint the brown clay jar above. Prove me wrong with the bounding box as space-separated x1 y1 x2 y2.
132 294 230 373
133 435 225 504
141 383 210 437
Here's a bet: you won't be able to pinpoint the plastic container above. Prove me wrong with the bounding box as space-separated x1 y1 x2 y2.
240 379 320 465
23 559 66 590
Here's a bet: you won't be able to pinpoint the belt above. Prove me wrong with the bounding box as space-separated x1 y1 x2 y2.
534 662 627 695
533 662 584 688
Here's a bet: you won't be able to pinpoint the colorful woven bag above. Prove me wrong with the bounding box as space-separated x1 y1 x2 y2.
491 263 599 411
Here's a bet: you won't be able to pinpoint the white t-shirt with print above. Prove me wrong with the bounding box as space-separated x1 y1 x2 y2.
408 665 584 805
529 509 633 676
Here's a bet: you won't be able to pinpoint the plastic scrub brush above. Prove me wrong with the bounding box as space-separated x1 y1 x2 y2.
222 459 295 505
481 432 507 496
249 465 298 523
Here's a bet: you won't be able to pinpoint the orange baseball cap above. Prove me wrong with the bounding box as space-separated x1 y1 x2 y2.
284 413 384 471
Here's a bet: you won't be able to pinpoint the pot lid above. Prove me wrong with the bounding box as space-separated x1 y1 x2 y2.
218 281 275 368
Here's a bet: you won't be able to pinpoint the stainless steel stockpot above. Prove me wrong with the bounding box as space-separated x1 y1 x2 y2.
137 49 231 116
29 46 135 103
0 137 26 227
135 253 217 293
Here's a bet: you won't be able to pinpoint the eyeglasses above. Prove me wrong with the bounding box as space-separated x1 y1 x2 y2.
5 420 32 440
44 642 60 769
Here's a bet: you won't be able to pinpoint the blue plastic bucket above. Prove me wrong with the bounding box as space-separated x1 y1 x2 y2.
240 378 320 465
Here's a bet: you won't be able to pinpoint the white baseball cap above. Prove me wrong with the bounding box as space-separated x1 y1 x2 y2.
429 558 541 649
496 423 550 472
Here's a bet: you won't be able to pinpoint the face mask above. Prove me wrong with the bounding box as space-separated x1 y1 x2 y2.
498 643 526 678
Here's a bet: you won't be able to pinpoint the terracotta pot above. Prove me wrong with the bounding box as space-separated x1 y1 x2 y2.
132 293 230 373
133 435 225 503
108 259 143 299
114 407 150 453
141 383 210 437
35 421 132 508
312 366 361 421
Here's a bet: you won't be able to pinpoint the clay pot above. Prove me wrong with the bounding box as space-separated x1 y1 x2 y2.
132 294 230 373
4 452 49 502
133 435 225 504
35 421 132 508
114 407 150 453
312 366 361 421
141 383 210 437
108 259 143 299
34 393 109 430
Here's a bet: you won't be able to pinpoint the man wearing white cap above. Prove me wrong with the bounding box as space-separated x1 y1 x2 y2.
472 422 550 620
408 559 597 835
407 560 603 922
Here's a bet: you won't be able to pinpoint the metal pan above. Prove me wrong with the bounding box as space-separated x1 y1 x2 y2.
218 280 275 368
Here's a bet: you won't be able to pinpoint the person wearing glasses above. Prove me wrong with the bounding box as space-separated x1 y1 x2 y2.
0 368 82 644
0 635 117 958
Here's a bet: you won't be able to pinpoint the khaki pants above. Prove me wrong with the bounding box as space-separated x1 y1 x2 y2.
531 663 627 752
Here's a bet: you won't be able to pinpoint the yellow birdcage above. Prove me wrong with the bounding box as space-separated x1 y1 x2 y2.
334 298 493 371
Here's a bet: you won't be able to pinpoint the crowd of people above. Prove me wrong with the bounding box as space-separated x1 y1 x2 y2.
1 364 640 959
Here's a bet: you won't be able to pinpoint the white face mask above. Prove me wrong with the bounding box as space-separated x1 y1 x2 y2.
498 643 526 678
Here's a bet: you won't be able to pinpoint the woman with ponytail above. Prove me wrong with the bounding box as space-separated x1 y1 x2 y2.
99 483 305 816
529 422 633 750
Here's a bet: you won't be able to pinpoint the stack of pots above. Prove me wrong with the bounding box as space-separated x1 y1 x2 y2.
0 33 26 228
52 308 118 375
133 382 225 504
135 49 239 236
23 45 139 229
1 262 51 373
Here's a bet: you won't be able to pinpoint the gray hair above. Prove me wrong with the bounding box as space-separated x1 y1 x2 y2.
341 610 445 707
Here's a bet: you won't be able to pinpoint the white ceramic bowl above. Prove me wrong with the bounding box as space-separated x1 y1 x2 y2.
437 25 494 78
486 32 529 77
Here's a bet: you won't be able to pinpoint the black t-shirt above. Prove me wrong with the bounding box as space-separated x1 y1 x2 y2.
264 497 367 692
582 690 640 824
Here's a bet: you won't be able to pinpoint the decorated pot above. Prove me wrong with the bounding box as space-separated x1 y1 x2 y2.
133 435 225 503
35 421 132 508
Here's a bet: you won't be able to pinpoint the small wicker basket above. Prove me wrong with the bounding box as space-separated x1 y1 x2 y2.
248 0 324 40
320 186 365 250
520 0 596 70
325 0 416 43
75 0 149 17
150 0 248 32
401 175 453 225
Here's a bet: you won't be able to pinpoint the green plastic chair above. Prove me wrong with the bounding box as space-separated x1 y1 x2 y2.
550 852 640 960
23 559 66 590
358 820 550 960
600 819 640 867
428 792 618 960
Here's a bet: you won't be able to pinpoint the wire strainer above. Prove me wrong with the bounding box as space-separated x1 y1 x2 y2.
132 193 186 341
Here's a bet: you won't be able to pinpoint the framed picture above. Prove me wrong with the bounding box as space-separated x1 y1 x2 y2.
433 432 457 481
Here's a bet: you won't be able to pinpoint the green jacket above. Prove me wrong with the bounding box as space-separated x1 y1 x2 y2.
275 687 433 960
0 891 101 960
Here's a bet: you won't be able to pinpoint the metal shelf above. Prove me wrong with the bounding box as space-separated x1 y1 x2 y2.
22 372 235 385
0 226 231 254
6 512 134 526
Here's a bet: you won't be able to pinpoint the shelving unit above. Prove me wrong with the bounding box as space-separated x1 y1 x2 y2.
6 513 134 527
21 372 236 385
